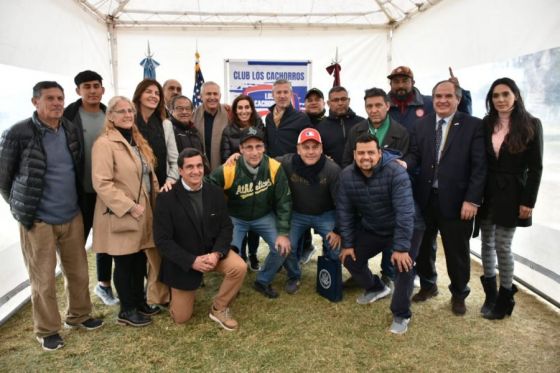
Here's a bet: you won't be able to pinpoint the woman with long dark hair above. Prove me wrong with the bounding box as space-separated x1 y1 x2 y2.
92 96 159 326
220 95 264 271
132 79 176 308
479 77 543 319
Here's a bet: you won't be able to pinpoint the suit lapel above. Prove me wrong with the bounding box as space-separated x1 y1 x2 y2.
175 185 204 240
440 113 461 160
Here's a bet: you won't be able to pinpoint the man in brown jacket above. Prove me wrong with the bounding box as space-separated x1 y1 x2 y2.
193 81 229 170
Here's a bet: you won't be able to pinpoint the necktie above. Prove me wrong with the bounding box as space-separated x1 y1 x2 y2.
435 119 445 163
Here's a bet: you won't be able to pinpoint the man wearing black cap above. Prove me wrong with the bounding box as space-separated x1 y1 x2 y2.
208 127 292 299
63 70 118 306
304 88 326 127
386 66 472 133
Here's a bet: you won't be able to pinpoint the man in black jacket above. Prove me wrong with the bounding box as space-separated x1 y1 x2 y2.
265 79 311 157
304 88 326 127
154 148 246 330
0 81 103 351
316 86 364 166
63 70 118 306
168 95 204 155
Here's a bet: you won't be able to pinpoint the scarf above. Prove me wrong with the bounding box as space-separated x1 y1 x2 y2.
292 154 326 185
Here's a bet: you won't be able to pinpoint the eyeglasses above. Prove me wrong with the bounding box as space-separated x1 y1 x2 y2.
173 106 193 112
113 109 134 114
330 97 349 103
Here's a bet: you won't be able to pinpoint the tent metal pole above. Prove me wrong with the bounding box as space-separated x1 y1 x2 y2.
387 26 394 74
107 18 119 94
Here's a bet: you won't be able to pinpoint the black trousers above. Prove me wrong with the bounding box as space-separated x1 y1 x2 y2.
240 231 260 259
113 251 147 312
342 230 391 292
81 192 113 282
416 190 472 299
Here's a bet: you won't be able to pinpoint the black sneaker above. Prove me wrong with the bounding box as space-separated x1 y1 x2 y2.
64 317 104 330
249 255 261 272
117 309 152 327
36 333 64 351
138 303 161 316
253 281 279 298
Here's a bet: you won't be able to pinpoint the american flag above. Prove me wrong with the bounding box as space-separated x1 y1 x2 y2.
192 51 205 108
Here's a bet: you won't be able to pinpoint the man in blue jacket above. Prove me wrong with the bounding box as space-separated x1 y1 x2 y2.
337 133 418 334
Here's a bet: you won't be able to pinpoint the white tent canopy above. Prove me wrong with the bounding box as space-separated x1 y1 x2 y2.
1 0 559 322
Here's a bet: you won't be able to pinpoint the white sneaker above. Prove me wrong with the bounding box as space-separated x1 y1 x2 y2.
94 284 119 305
390 317 411 335
356 285 391 305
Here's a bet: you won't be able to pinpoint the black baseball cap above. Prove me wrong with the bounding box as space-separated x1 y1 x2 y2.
239 127 265 144
305 88 324 100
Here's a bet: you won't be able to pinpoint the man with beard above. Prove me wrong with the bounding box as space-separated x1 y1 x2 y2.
387 66 472 132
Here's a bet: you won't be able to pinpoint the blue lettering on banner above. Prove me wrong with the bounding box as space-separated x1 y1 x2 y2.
233 71 250 80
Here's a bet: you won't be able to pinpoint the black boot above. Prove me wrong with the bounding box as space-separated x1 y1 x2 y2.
483 284 518 320
480 275 497 315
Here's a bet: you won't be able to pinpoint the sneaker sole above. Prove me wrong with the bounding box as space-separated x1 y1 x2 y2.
249 266 261 272
36 336 64 351
64 322 104 331
116 318 152 327
94 288 120 306
356 288 391 305
209 313 237 331
390 325 409 335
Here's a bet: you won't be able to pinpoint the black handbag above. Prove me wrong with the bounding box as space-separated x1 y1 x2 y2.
316 255 343 302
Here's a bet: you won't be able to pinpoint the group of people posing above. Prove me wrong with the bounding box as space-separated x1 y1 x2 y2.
0 66 542 351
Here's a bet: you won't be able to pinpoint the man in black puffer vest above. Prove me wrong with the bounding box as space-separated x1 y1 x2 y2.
0 81 102 351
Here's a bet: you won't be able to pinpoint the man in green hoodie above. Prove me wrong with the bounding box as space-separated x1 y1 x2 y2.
208 127 292 299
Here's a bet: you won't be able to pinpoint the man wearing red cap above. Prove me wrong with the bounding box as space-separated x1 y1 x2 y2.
276 128 342 294
387 66 472 133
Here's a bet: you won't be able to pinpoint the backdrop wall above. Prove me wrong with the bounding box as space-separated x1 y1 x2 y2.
114 28 388 117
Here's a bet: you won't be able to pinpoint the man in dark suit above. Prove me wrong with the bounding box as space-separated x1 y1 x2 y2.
153 148 247 330
401 80 486 315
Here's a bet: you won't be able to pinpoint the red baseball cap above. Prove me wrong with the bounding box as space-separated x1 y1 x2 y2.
297 128 322 144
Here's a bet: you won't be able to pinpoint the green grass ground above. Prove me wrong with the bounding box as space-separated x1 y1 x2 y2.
1 240 559 372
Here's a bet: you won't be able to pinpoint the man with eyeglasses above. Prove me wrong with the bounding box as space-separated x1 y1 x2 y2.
315 86 364 166
208 127 292 299
166 95 204 155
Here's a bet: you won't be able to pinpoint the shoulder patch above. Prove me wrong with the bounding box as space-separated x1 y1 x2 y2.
223 163 236 190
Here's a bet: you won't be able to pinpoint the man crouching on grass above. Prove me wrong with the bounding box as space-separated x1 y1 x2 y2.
337 134 421 334
153 148 246 330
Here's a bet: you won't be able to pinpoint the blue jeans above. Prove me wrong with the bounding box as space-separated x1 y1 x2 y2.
231 213 285 286
284 210 340 281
